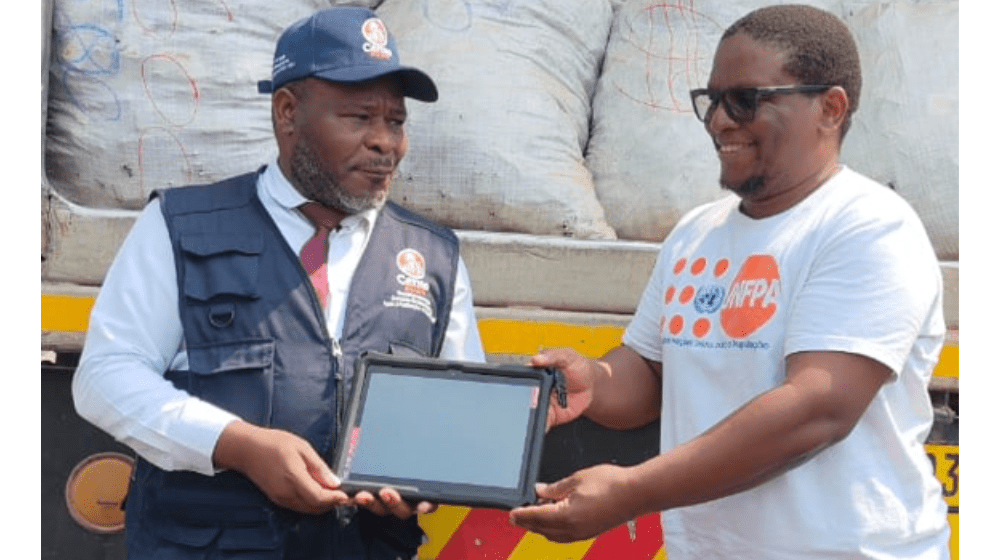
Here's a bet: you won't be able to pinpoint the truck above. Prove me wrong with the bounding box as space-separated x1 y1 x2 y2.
41 1 958 558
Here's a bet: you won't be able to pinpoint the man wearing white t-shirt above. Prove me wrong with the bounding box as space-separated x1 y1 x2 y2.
511 5 950 559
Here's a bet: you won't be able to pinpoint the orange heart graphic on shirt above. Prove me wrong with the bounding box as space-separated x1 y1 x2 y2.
720 255 781 339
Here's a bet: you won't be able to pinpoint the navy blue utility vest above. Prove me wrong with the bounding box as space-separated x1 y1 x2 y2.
125 171 459 560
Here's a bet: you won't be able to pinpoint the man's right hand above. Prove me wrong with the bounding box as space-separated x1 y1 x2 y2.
533 345 662 432
212 420 350 515
531 347 598 430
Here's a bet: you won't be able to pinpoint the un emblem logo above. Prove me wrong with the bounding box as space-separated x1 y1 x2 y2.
694 285 725 314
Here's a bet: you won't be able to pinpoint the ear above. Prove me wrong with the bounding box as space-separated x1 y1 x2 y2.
818 86 849 138
272 86 300 138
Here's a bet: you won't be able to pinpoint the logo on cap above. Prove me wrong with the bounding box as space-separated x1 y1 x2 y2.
361 18 392 60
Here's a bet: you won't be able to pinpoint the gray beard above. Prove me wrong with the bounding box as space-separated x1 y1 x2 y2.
290 138 389 215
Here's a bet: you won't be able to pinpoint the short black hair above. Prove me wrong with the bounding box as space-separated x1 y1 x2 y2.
722 4 862 140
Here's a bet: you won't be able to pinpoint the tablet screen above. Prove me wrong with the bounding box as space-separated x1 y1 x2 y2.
334 354 555 509
347 369 536 489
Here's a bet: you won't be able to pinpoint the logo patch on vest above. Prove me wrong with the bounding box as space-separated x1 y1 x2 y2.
383 249 436 321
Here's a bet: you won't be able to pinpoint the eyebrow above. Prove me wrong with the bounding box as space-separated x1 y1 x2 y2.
338 97 407 115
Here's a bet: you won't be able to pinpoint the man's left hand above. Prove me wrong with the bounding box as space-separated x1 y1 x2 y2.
509 463 635 543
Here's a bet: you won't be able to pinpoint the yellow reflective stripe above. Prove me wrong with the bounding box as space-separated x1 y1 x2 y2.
507 531 595 560
934 345 958 379
947 512 958 560
39 294 959 383
478 319 624 359
41 294 95 333
418 505 471 560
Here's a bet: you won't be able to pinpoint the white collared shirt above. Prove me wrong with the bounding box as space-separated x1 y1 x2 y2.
73 161 484 475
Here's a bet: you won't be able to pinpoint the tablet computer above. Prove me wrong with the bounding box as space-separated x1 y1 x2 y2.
332 352 559 510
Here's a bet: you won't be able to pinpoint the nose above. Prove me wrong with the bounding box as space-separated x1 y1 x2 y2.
364 117 400 155
705 100 737 135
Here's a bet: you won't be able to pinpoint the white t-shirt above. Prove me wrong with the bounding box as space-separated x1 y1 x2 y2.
623 167 949 559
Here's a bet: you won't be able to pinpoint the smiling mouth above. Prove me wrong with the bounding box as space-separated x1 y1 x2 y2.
716 142 754 154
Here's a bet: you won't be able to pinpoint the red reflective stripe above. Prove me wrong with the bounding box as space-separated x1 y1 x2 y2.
435 509 527 560
580 513 663 560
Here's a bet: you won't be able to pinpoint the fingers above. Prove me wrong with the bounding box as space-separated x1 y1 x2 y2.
534 480 568 502
509 500 576 543
354 488 429 519
508 480 571 533
379 488 418 519
353 491 390 516
416 501 439 515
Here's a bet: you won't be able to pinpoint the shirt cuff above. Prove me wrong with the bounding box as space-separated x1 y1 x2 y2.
167 398 241 476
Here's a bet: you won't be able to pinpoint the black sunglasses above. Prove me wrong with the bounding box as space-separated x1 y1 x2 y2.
689 85 832 124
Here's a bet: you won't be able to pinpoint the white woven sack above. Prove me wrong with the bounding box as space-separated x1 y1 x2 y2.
378 0 617 238
587 0 742 243
45 0 374 210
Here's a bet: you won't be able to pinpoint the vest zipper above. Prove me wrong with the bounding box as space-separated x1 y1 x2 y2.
332 336 348 448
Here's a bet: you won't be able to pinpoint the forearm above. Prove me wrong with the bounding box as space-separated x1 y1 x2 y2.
624 353 882 516
585 346 662 430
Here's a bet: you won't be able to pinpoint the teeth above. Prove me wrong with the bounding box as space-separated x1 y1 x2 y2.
718 143 750 153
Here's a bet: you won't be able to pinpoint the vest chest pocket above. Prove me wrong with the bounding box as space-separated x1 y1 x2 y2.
185 339 276 426
179 232 263 302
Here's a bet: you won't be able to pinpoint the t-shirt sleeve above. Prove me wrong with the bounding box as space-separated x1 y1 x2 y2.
782 195 942 377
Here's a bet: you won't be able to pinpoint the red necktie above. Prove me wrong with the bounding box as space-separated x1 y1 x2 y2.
299 202 340 310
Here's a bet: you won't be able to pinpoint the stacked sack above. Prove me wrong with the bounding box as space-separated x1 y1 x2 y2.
46 0 958 260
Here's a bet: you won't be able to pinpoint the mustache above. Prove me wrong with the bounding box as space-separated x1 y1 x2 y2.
360 156 397 171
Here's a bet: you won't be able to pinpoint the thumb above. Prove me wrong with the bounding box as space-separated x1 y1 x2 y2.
530 351 554 368
535 477 573 502
317 466 341 489
531 347 565 368
302 450 341 489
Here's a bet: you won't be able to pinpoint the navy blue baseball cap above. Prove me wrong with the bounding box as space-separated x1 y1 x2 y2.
257 7 438 102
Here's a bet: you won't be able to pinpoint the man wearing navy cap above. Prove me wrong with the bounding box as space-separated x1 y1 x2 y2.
73 7 484 560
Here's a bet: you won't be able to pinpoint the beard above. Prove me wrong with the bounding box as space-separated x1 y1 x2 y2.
289 137 390 215
721 175 764 196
